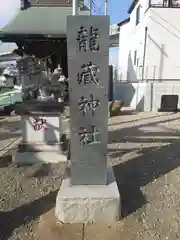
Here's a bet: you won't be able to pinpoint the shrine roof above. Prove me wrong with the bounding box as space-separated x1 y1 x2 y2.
0 7 80 39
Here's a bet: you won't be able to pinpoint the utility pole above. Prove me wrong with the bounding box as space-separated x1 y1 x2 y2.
89 0 92 15
72 0 78 15
104 0 108 15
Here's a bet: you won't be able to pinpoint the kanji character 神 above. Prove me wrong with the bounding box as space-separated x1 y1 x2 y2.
78 94 100 116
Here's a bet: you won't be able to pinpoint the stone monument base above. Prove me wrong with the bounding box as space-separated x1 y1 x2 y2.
55 167 120 223
13 151 67 165
18 142 64 152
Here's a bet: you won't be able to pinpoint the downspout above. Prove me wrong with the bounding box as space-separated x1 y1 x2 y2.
142 26 148 81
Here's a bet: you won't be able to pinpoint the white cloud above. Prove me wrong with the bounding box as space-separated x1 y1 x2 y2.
0 0 20 28
0 0 20 54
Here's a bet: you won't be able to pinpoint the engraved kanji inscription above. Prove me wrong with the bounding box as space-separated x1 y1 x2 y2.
79 158 97 165
67 16 110 185
89 26 100 51
79 126 100 146
33 118 48 131
76 26 88 52
77 61 100 85
76 25 100 52
78 94 100 116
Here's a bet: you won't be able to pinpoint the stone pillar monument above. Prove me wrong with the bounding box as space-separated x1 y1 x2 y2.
55 16 120 223
13 56 67 165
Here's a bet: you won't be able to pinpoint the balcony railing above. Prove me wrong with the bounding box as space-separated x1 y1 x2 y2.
150 0 180 8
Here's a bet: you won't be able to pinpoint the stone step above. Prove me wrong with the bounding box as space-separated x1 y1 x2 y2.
13 151 67 165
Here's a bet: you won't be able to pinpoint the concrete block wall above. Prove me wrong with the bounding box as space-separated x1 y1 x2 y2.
115 81 180 112
115 82 147 110
151 82 180 111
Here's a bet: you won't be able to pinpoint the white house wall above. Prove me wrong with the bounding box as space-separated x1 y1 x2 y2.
118 0 151 81
146 8 180 80
117 0 180 111
118 22 131 80
128 14 150 81
118 0 180 81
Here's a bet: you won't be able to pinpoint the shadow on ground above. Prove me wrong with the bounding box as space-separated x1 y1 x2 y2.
108 114 180 218
0 154 12 168
30 163 53 178
109 112 175 126
0 190 57 240
0 116 21 142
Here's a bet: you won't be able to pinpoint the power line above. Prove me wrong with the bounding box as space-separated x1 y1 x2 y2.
98 0 106 11
92 6 102 14
92 0 104 15
92 1 101 14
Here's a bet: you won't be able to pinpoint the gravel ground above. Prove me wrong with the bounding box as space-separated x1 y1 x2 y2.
0 115 66 239
108 112 180 240
0 161 66 240
1 112 180 239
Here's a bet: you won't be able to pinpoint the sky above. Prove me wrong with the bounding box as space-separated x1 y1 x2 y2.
108 0 131 24
0 0 20 29
0 0 132 65
108 0 131 67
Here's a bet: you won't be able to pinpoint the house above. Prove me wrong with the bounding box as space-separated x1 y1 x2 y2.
118 0 180 82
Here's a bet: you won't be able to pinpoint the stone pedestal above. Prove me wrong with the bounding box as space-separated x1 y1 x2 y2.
13 101 68 165
55 167 120 223
20 114 62 151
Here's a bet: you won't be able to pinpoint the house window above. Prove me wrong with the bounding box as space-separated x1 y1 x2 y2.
136 5 140 25
137 57 139 66
134 50 137 65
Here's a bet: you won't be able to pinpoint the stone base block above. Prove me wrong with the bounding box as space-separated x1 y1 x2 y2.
13 151 67 165
55 167 120 223
18 142 64 152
